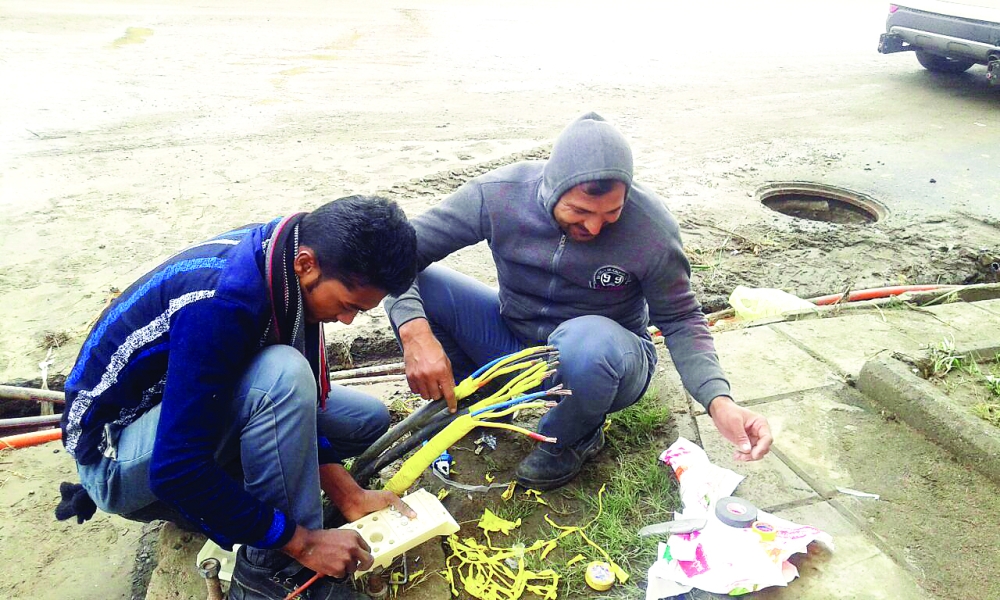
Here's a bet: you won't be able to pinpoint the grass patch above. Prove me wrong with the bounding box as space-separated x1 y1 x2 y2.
931 349 1000 429
927 337 967 379
475 452 680 599
970 354 1000 427
553 454 680 598
605 387 670 452
491 496 537 524
971 402 1000 427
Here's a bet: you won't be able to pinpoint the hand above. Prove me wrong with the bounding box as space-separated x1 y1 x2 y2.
319 465 416 522
340 489 417 523
708 396 773 462
399 318 457 412
282 526 373 578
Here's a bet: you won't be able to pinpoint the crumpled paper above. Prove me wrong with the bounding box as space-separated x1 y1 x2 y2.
646 438 834 598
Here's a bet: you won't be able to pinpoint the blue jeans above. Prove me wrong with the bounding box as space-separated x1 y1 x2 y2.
415 264 657 448
77 345 389 534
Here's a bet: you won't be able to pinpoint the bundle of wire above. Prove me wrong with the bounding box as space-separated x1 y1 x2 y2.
349 346 567 492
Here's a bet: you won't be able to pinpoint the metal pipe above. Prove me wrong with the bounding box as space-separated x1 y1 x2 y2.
0 385 65 405
330 362 405 381
0 414 62 428
198 558 224 600
334 374 408 387
0 414 62 435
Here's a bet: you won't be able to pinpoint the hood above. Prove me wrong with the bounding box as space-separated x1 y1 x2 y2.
539 112 634 214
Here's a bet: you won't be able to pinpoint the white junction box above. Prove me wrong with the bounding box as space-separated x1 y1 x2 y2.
196 540 240 582
195 488 459 581
343 487 460 578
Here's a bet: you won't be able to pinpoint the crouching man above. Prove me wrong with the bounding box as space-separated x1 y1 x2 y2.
61 196 417 599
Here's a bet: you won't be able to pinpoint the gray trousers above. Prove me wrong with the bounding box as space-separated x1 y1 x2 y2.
77 345 389 541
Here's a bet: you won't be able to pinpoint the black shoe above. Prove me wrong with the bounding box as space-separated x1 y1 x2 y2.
229 545 368 600
515 427 605 491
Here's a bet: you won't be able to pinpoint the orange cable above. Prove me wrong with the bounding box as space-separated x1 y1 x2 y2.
283 572 322 600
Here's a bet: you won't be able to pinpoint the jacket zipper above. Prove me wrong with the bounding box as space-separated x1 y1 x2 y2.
539 235 566 326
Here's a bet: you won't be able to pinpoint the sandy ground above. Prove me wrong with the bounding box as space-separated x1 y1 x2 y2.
3 0 1000 385
2 0 1000 597
0 442 144 599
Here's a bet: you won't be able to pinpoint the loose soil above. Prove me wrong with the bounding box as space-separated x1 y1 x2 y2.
0 443 144 600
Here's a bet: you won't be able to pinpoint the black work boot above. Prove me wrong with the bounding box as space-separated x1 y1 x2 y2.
515 426 605 491
229 545 368 600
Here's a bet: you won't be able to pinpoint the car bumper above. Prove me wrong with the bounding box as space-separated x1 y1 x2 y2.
880 5 1000 62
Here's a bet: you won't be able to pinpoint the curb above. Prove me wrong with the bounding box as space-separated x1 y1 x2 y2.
857 355 1000 484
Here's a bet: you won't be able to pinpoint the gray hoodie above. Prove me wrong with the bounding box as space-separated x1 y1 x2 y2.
385 113 730 408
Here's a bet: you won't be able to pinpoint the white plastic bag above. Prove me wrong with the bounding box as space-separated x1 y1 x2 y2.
728 286 814 322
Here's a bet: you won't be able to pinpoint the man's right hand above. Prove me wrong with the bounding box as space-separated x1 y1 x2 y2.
399 318 457 412
282 526 373 578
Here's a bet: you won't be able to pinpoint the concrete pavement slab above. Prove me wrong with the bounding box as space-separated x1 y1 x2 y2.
920 301 1000 345
735 387 1000 600
700 326 837 415
695 411 820 510
858 356 1000 484
772 312 947 377
754 501 924 600
975 298 1000 316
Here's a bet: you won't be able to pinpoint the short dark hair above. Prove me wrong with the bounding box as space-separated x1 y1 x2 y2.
300 196 417 296
579 179 620 196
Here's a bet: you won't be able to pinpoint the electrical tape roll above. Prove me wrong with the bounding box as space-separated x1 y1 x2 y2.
585 561 615 591
752 521 777 541
714 496 758 528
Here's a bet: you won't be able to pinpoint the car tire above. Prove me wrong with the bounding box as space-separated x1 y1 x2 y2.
915 50 975 74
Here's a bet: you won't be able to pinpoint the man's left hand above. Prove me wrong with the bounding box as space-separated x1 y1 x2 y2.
340 489 417 523
708 396 773 462
320 464 417 522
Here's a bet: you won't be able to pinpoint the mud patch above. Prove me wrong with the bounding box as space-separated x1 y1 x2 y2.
130 522 164 600
681 215 1000 314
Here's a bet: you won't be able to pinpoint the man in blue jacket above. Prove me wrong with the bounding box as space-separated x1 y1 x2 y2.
62 196 417 599
384 114 773 490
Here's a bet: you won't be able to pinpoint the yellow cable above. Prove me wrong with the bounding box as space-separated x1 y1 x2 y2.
383 355 554 495
474 421 546 440
476 346 552 383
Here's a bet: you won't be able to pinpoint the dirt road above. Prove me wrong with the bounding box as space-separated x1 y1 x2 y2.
2 0 999 385
2 1 1000 597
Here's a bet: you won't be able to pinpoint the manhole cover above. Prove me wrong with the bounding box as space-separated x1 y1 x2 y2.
757 183 886 225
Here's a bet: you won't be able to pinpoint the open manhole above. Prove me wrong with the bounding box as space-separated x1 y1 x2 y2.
757 183 886 225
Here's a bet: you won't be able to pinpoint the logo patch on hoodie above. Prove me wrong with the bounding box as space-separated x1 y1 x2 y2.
592 265 632 290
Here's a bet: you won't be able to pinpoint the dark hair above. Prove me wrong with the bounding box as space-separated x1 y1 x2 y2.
579 179 620 196
300 195 417 296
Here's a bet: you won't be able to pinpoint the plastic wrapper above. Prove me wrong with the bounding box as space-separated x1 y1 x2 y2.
728 285 814 321
647 438 833 598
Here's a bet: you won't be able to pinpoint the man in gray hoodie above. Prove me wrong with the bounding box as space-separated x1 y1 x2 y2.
384 113 772 490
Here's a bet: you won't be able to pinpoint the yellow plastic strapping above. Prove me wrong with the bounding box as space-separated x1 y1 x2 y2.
444 485 628 600
445 535 560 600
